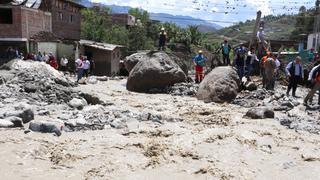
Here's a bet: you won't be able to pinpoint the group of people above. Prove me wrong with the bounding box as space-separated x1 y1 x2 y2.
75 55 94 82
192 40 320 106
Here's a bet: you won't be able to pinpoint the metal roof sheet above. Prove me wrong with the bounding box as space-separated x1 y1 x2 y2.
79 40 124 51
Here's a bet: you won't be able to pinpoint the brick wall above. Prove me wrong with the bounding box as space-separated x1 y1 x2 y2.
47 0 82 40
0 6 52 39
21 8 52 38
0 6 23 38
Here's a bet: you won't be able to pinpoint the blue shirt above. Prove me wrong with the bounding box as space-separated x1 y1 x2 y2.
193 54 206 67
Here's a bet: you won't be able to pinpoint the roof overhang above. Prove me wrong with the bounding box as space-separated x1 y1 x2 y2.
79 40 124 51
0 38 28 42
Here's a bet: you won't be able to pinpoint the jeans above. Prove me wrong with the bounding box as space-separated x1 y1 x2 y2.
245 64 253 78
237 65 244 80
77 68 84 82
223 54 230 65
287 75 301 96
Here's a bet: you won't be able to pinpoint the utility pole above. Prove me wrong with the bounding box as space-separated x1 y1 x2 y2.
249 11 262 50
314 0 320 50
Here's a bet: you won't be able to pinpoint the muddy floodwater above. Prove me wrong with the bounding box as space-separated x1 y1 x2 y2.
1 77 320 180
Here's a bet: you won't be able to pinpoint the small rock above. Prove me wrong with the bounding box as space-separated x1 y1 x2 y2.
96 76 108 81
87 77 98 84
245 107 275 119
19 109 34 124
4 116 23 127
29 121 62 136
68 98 88 110
0 119 14 128
110 119 127 129
24 83 37 93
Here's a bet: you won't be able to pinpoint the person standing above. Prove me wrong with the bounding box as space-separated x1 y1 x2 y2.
60 55 68 72
304 63 320 105
221 39 232 66
193 50 207 83
286 56 304 97
36 51 42 61
42 52 49 62
89 59 95 75
158 27 167 51
49 53 58 69
83 57 90 78
234 46 246 80
245 47 259 80
263 57 276 90
75 57 84 82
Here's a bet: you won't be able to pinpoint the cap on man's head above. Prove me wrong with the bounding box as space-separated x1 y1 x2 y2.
198 50 203 54
161 27 165 31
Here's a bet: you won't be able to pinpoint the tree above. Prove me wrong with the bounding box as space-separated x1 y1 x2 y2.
105 25 129 46
81 6 111 42
128 26 148 51
129 8 150 25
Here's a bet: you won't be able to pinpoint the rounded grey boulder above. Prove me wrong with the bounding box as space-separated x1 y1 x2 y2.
126 52 187 93
197 67 240 103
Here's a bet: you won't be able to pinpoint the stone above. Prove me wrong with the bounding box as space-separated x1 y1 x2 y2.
79 93 104 105
5 116 23 127
245 107 275 119
124 52 148 72
197 67 240 103
110 119 127 129
29 121 62 136
87 76 98 84
245 82 258 91
68 98 88 110
127 51 187 93
0 119 14 128
96 76 108 81
24 83 37 93
19 109 34 124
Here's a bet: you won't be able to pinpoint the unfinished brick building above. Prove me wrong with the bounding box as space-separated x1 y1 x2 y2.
0 0 84 62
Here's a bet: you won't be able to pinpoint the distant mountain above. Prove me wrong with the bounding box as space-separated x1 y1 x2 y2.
74 2 223 32
149 13 222 31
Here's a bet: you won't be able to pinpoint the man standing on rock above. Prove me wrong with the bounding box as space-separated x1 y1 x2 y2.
221 39 232 66
304 63 320 105
286 56 304 97
158 27 167 51
83 56 91 78
193 50 207 83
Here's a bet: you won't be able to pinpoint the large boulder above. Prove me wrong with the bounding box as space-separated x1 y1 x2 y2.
197 67 240 103
124 52 148 72
127 52 187 93
124 51 188 75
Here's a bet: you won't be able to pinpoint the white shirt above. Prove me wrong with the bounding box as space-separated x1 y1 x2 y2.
308 65 320 81
275 59 281 69
43 54 49 62
60 58 68 66
75 59 84 69
83 60 90 70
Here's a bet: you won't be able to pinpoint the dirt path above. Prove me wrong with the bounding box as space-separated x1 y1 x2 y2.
1 79 320 180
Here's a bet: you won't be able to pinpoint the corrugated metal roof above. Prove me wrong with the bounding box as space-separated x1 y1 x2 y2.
6 0 84 8
79 40 124 51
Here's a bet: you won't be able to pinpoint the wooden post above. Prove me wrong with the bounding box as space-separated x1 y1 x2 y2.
249 11 262 50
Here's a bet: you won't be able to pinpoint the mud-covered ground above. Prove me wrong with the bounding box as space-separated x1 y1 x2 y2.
0 60 320 179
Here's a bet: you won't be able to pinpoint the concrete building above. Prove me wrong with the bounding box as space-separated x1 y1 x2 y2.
111 13 135 28
79 40 124 76
307 32 320 50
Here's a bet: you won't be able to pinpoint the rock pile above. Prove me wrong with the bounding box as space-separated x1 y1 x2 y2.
0 59 171 136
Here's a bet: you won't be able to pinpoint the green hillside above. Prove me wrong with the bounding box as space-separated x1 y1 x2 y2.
207 7 315 47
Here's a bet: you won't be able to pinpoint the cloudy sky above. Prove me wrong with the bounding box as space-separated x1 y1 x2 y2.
91 0 315 26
